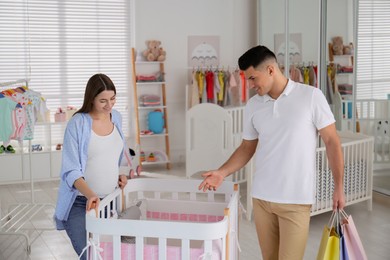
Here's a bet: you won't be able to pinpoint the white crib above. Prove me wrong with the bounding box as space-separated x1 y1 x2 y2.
85 178 240 260
335 97 390 165
311 131 374 215
186 103 374 220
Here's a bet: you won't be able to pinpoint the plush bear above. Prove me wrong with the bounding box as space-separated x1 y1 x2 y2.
332 36 344 55
142 40 166 62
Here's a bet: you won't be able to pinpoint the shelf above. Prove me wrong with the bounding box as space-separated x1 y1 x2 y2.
135 61 164 65
136 81 166 86
140 133 168 138
141 160 170 166
132 47 171 170
138 105 166 110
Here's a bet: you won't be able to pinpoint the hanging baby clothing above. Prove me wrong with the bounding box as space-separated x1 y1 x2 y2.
0 96 18 143
205 70 214 103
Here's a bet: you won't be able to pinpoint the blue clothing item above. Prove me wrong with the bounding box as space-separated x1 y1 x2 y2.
63 196 87 260
54 109 125 229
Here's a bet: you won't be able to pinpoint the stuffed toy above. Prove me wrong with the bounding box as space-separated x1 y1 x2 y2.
118 200 144 243
332 36 344 55
343 42 354 55
142 40 166 62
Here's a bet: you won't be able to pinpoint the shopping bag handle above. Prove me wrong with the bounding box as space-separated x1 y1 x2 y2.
339 209 349 223
328 210 338 229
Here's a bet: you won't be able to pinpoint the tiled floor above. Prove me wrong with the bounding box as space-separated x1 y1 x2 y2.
0 164 389 260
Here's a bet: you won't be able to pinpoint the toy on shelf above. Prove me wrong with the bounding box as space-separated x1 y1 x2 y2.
54 108 66 122
142 40 166 62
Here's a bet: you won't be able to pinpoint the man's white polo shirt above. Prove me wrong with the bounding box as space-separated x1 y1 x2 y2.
242 80 335 204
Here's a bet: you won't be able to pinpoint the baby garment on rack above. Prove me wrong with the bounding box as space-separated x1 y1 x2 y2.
217 70 225 106
223 70 230 107
205 70 214 103
229 70 241 107
23 88 47 140
196 70 206 103
213 70 220 104
239 70 247 103
289 65 303 83
303 66 310 85
0 96 18 142
308 65 317 87
189 71 199 109
6 92 27 141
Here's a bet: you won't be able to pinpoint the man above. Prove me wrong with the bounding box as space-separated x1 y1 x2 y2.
199 45 345 260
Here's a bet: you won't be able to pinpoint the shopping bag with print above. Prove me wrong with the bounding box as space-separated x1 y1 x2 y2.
316 211 340 260
340 210 368 260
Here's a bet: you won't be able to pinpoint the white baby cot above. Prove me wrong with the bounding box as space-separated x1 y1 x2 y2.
311 131 374 215
335 96 390 165
85 178 240 260
186 103 374 219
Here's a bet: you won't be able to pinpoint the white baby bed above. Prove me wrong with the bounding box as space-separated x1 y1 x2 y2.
311 131 374 215
335 97 390 165
85 178 240 260
186 103 374 219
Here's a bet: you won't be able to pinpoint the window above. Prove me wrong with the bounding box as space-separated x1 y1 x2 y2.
0 0 134 135
357 0 390 100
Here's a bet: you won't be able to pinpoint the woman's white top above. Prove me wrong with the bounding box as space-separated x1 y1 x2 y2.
82 126 123 197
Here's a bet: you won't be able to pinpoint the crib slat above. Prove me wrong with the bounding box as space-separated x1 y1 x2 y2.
204 239 213 258
182 239 190 259
159 238 167 260
136 236 144 260
113 235 121 260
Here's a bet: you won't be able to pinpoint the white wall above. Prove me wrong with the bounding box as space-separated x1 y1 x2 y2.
134 0 257 164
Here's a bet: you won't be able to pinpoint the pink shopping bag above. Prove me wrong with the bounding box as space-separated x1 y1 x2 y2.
340 210 368 260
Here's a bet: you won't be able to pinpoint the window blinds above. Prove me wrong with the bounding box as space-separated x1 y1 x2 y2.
0 0 133 135
357 0 390 100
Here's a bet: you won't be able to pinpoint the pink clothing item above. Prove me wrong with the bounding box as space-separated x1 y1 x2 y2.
289 65 303 83
8 92 27 141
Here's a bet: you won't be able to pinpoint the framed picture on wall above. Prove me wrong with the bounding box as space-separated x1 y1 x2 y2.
274 33 302 65
188 35 220 67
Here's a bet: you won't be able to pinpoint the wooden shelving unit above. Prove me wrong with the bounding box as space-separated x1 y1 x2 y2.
131 48 171 169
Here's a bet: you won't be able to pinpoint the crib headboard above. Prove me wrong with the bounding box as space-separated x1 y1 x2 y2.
186 103 234 178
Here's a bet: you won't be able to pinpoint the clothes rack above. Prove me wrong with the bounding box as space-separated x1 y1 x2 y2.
0 78 55 255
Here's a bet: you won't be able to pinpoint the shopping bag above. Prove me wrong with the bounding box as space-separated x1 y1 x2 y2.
340 210 368 260
338 222 349 260
316 211 340 260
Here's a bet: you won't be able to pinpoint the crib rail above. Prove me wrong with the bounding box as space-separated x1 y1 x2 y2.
339 99 390 164
86 180 239 260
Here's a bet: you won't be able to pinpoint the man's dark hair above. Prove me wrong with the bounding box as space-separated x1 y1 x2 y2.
238 45 277 71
